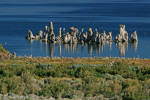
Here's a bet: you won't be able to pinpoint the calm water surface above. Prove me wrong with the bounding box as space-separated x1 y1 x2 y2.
0 1 150 58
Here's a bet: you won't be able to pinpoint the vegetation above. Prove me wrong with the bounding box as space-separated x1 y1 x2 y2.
0 44 8 53
0 44 11 60
0 57 150 100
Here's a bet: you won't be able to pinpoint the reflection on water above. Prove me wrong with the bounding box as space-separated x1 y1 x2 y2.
28 40 34 53
48 41 113 57
28 40 138 57
49 43 54 57
28 39 34 45
44 42 48 55
115 42 137 56
115 42 128 56
58 43 61 56
130 42 138 52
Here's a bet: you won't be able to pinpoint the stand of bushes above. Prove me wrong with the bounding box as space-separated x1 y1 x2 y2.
0 60 150 99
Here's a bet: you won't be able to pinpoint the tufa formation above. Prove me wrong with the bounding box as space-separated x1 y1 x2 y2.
25 22 138 44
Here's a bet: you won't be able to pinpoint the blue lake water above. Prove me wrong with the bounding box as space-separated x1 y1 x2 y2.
0 1 150 58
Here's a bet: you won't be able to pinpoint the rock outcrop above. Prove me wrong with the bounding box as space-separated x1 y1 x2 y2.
78 28 87 44
97 34 102 44
92 29 99 42
56 27 63 43
63 32 72 44
48 22 56 43
69 27 78 37
26 30 35 39
115 25 128 42
69 27 78 44
87 28 93 42
43 26 48 42
25 22 138 45
49 22 54 35
35 30 43 39
49 33 55 43
101 31 107 41
106 32 112 41
130 31 138 42
43 33 48 42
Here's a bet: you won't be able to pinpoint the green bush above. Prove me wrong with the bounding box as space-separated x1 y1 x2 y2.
0 59 150 99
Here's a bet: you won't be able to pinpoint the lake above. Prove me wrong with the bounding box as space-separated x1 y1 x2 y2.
0 1 150 58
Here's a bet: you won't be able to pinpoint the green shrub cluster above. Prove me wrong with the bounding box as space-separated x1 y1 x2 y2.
0 61 150 99
0 44 8 53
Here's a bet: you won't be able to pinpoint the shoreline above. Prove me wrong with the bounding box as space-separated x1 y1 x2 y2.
15 56 148 60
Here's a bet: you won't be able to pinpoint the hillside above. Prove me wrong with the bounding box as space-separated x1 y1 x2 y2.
0 44 11 60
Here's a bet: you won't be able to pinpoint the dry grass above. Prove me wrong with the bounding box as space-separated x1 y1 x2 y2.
1 57 150 67
40 77 81 81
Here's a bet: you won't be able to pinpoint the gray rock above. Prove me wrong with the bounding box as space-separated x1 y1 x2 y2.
130 31 138 42
87 28 93 42
58 27 62 38
115 34 122 42
69 27 79 38
115 25 128 42
48 22 56 43
62 27 79 44
92 29 99 42
106 32 112 41
26 30 35 39
100 31 106 42
79 28 87 42
56 27 63 43
72 36 78 44
49 33 56 43
64 32 72 44
97 34 102 44
44 26 48 34
49 22 54 35
43 33 48 42
43 26 48 38
35 30 43 39
62 28 65 35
